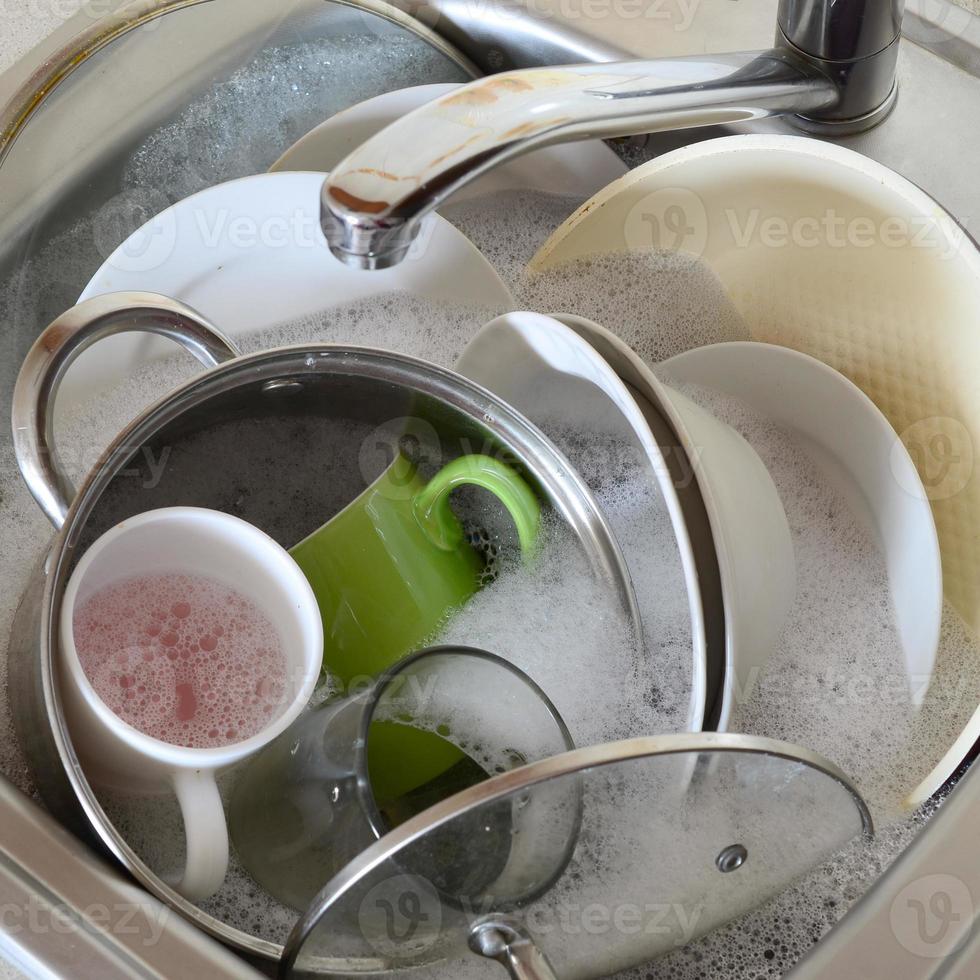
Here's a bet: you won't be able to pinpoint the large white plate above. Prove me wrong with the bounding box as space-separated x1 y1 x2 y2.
270 83 628 203
456 311 709 732
60 171 514 420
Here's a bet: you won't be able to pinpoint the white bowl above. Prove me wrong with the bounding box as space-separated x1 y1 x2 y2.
663 341 943 711
456 310 713 732
555 314 796 730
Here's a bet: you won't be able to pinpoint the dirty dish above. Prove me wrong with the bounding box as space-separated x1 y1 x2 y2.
290 450 540 684
663 341 942 708
532 133 980 801
456 311 714 731
271 82 628 202
60 506 323 902
531 135 977 627
229 645 578 912
554 314 796 731
58 170 514 424
10 290 638 960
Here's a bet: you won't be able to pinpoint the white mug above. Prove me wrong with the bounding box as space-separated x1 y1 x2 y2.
59 507 323 902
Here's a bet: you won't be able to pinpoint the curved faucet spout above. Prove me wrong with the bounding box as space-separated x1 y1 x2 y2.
320 50 837 269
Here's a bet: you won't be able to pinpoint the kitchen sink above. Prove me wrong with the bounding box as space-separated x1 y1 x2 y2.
2 0 980 977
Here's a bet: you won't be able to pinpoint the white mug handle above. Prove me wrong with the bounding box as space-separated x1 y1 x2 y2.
167 768 229 902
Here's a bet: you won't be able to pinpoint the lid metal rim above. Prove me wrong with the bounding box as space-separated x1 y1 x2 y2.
282 730 874 975
36 342 641 961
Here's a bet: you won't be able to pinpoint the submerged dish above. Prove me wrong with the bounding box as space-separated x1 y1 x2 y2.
60 170 513 422
554 314 797 732
532 134 979 804
456 310 714 731
663 341 942 712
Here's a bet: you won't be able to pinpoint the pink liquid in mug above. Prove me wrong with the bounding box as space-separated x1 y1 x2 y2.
73 572 289 749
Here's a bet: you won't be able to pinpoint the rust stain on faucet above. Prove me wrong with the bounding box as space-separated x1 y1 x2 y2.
352 168 402 182
327 186 390 214
442 75 536 106
428 133 483 169
43 324 73 352
499 117 571 140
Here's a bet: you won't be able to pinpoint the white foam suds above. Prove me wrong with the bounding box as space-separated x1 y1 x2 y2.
435 515 672 746
656 378 980 822
3 170 980 978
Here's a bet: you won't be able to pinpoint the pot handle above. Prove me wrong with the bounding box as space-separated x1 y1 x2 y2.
11 291 242 529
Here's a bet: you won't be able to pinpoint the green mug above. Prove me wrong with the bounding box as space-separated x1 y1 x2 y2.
289 452 540 684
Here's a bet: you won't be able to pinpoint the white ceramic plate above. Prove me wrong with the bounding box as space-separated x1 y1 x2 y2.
554 314 797 732
456 311 709 732
270 83 628 203
60 171 514 421
663 341 943 711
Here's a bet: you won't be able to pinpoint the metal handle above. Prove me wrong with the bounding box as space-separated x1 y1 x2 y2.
469 919 559 980
11 291 242 529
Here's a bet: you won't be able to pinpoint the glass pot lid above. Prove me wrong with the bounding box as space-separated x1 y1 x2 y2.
283 732 872 978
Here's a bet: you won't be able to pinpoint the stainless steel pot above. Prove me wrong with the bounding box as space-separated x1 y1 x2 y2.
8 290 641 961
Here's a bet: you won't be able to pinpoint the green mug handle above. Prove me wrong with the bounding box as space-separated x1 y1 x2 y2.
412 455 540 555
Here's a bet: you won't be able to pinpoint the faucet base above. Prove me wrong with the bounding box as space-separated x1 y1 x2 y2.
787 80 899 135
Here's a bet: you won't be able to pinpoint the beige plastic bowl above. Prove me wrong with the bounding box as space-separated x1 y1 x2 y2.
531 135 980 807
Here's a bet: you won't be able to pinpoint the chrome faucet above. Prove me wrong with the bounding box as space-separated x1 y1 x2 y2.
321 0 904 270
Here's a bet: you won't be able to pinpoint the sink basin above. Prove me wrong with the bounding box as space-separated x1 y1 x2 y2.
2 0 980 977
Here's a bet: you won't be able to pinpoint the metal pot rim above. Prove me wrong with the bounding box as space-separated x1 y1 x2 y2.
32 340 641 961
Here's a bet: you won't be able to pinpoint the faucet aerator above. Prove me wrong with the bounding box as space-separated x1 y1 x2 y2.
320 198 417 270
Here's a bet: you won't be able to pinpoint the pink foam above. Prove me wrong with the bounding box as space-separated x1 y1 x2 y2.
73 572 289 749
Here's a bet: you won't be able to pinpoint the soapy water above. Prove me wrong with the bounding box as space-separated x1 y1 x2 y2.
0 33 473 799
120 36 470 204
74 572 289 749
1 173 979 976
37 266 980 964
658 380 980 820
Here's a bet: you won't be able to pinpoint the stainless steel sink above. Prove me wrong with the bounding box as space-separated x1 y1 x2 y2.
1 0 979 977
